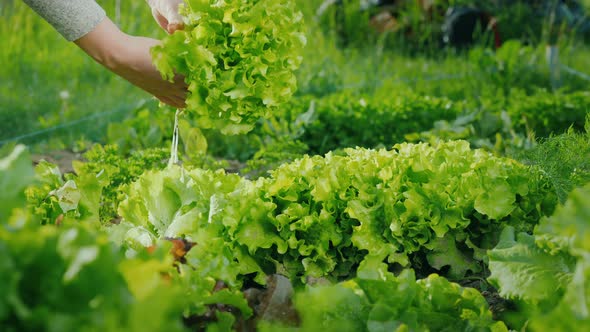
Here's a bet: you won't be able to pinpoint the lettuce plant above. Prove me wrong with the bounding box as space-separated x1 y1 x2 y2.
117 141 556 292
488 183 590 331
152 0 306 135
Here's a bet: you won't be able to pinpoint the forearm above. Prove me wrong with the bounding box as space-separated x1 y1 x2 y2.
22 0 106 41
73 18 129 71
73 18 187 108
23 0 188 108
74 18 158 82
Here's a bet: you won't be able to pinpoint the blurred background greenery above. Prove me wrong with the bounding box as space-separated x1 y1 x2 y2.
1 0 590 155
0 1 162 147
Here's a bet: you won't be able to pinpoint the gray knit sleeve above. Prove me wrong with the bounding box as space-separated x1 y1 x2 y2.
23 0 107 41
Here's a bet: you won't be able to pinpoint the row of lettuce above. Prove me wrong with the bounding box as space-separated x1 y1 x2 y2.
2 126 589 330
107 86 590 161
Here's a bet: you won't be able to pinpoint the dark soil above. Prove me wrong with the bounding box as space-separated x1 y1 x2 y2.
460 279 511 320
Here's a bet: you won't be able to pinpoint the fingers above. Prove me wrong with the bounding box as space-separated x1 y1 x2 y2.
175 98 187 109
158 95 186 109
157 95 174 106
167 22 185 34
162 3 184 26
160 80 188 108
158 85 187 108
173 85 188 108
171 96 187 108
171 88 187 100
151 2 185 34
153 70 188 108
151 8 170 32
173 74 188 89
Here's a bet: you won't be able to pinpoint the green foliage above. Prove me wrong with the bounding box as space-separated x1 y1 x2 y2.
506 89 590 138
527 256 590 331
243 138 308 178
107 101 175 154
152 0 306 135
406 109 537 156
0 144 34 221
0 145 187 332
487 227 575 307
297 91 461 155
468 41 547 97
535 182 590 257
314 0 377 49
26 145 172 225
107 82 590 166
212 85 590 164
73 145 171 222
280 270 507 332
0 223 188 332
488 183 590 330
236 90 462 160
25 159 106 226
115 166 255 315
260 141 554 280
513 119 590 203
407 90 590 158
114 89 466 164
6 1 590 330
117 141 556 299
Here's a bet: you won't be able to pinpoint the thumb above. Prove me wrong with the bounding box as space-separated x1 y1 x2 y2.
161 3 185 33
161 2 184 25
151 8 169 31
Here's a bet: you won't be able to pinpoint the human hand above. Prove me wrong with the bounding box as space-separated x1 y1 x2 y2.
114 35 188 108
75 19 187 108
146 0 185 34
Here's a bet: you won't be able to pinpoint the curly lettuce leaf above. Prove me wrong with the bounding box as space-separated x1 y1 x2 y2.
290 270 507 332
152 0 306 135
118 141 555 288
117 166 242 247
426 233 481 279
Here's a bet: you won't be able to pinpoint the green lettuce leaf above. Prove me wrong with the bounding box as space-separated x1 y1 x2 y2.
426 233 481 279
528 255 590 331
487 226 575 305
0 221 187 332
152 0 306 135
535 183 590 255
294 280 370 332
489 183 590 330
291 270 507 332
0 145 34 221
118 141 555 289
